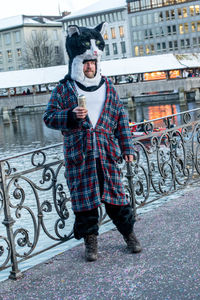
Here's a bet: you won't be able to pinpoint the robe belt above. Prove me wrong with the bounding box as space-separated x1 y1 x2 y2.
85 127 114 153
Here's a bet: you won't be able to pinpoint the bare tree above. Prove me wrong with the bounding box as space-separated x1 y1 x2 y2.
23 30 64 69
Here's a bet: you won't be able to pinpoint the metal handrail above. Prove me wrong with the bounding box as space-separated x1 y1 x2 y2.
1 108 200 280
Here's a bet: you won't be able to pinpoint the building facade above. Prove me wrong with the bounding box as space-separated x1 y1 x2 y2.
61 0 132 61
0 15 65 72
127 0 200 56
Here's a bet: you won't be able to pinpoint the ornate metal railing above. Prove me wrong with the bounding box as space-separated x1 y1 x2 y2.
1 107 200 280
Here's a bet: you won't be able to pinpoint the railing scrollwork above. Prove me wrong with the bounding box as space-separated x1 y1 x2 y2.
1 108 200 280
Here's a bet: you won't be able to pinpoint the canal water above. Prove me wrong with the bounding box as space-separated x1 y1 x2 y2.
0 100 198 281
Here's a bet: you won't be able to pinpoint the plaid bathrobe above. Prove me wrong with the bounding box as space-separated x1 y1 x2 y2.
43 76 134 212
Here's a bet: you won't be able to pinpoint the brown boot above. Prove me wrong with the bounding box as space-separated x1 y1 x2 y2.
123 232 142 253
84 234 98 262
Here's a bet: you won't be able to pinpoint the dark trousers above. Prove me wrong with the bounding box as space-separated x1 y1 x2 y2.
73 158 134 240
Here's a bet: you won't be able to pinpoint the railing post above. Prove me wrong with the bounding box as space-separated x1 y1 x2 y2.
0 162 22 280
126 161 137 220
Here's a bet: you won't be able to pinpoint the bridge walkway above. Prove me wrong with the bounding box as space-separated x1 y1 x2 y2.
0 184 199 300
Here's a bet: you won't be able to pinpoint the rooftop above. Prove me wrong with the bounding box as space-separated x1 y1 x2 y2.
0 53 200 89
0 15 61 31
61 0 126 21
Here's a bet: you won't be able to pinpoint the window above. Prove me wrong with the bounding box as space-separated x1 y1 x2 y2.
111 28 116 39
119 26 124 38
170 9 175 19
4 33 11 45
172 25 176 34
155 27 161 37
132 17 136 27
7 50 12 61
17 48 21 57
154 12 159 23
121 41 126 54
138 31 142 41
15 31 21 43
184 23 189 34
0 51 2 62
166 11 170 20
195 5 200 15
198 37 200 46
169 41 173 50
139 45 143 55
197 21 200 32
146 45 150 55
117 11 122 21
113 12 117 22
147 14 152 24
193 37 197 47
159 12 163 22
150 44 155 54
185 39 190 48
191 22 196 32
112 43 118 55
157 43 161 52
183 7 187 18
104 31 108 40
167 26 172 35
135 46 139 56
178 8 182 18
105 44 110 56
136 16 141 26
162 42 166 51
190 6 195 16
143 15 147 25
181 39 185 49
8 66 14 71
133 32 138 41
174 41 178 50
149 29 153 38
179 24 184 34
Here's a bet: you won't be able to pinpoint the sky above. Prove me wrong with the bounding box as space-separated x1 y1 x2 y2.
0 0 98 20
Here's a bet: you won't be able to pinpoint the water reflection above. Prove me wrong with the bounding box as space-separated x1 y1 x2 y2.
0 101 199 158
129 101 199 127
0 113 62 158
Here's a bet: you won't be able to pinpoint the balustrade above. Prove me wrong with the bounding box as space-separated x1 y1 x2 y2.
1 108 200 280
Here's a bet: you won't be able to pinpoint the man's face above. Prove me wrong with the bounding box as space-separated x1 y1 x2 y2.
83 61 96 78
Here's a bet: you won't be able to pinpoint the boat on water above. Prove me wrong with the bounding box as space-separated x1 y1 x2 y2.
129 121 181 143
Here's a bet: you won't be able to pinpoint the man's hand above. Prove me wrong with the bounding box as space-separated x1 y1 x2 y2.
73 106 88 119
124 155 134 162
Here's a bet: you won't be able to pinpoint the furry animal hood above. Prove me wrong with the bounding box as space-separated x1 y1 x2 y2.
61 23 106 88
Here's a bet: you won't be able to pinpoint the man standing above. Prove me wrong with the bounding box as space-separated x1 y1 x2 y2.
43 23 142 261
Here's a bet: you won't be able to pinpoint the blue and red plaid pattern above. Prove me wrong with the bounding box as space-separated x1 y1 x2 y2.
43 77 134 212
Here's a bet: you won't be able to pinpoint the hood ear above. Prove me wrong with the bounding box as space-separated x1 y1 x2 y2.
67 25 80 37
95 22 107 36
